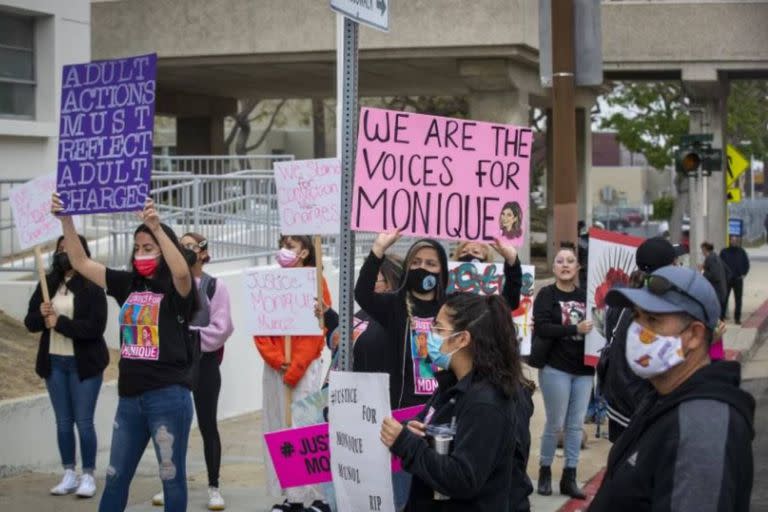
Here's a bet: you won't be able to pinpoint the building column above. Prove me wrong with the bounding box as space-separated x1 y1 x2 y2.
460 59 541 264
176 116 226 155
684 72 729 263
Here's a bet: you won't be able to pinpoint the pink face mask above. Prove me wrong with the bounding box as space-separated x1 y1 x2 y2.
276 248 300 268
134 254 160 277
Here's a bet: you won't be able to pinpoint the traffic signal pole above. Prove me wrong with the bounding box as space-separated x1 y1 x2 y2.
551 0 578 251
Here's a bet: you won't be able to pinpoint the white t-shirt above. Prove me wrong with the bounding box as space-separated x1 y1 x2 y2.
49 280 75 356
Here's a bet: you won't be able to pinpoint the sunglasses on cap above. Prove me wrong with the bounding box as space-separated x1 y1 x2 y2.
182 239 208 252
645 274 710 326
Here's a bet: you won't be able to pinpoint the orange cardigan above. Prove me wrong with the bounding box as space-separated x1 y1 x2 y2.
254 276 331 387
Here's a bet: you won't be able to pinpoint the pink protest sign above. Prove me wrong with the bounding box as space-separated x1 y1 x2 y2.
352 107 533 245
274 158 341 236
264 405 423 489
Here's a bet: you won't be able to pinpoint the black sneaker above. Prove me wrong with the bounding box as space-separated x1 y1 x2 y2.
270 500 303 512
305 501 332 512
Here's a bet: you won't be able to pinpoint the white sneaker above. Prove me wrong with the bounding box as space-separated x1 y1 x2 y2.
50 469 79 495
75 473 97 498
151 491 164 506
207 487 226 510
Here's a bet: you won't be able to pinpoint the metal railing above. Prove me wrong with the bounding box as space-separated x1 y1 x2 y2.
729 199 768 244
152 154 294 175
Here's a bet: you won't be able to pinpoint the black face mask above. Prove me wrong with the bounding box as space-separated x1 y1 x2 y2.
182 247 198 267
53 252 72 273
407 268 440 294
457 255 482 263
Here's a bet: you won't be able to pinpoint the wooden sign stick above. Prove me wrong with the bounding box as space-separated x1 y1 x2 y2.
285 335 293 426
314 235 324 330
34 247 52 333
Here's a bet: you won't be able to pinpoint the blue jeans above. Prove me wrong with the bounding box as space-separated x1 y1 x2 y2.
538 365 593 468
393 470 412 510
45 355 102 471
99 385 193 512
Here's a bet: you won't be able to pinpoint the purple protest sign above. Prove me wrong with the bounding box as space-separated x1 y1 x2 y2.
56 53 157 215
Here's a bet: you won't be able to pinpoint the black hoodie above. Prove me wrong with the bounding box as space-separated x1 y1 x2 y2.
354 240 449 408
590 361 755 512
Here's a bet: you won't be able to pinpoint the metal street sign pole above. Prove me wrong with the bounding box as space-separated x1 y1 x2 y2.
336 14 359 372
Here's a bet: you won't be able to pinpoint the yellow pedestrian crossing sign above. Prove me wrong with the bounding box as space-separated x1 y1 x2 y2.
727 188 742 203
726 144 749 187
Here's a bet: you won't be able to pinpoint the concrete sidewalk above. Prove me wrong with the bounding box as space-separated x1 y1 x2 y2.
3 247 768 512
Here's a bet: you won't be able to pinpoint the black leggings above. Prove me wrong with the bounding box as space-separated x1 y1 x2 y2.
194 351 222 488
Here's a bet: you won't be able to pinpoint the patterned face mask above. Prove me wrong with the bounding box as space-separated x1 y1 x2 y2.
625 320 687 379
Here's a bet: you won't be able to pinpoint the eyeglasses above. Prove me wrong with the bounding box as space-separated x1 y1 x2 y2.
645 275 710 325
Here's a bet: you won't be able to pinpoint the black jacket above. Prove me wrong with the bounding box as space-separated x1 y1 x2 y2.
390 371 518 512
24 273 109 381
509 384 534 511
702 252 728 306
597 307 653 435
590 361 755 512
719 246 750 280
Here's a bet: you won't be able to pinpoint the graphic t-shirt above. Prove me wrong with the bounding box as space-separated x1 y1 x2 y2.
106 268 196 396
410 315 438 396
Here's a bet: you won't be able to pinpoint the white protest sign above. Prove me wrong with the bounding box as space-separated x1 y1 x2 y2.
274 158 342 236
515 264 535 356
329 371 395 512
584 229 643 366
243 267 322 336
9 173 82 250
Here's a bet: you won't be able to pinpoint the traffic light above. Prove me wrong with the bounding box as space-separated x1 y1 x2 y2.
675 134 723 176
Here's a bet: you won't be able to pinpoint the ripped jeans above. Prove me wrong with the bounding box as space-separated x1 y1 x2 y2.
99 385 193 512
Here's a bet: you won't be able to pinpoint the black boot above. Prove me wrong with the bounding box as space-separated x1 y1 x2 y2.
537 465 552 496
560 467 586 499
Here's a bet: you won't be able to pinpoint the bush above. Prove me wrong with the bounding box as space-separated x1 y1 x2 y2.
652 196 674 221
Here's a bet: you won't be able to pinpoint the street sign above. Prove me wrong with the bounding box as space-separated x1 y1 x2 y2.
728 218 744 237
726 144 749 187
727 187 742 203
331 0 389 32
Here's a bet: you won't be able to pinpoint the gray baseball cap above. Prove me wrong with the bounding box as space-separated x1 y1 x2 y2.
605 265 720 329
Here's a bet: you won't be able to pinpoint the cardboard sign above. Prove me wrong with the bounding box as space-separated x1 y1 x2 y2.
352 108 532 245
446 261 535 355
243 267 322 336
56 54 157 215
329 371 395 512
515 264 535 356
274 158 342 235
584 229 644 366
264 405 422 489
8 173 82 250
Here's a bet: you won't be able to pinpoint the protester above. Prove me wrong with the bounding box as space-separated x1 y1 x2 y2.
380 293 523 511
255 235 332 512
150 233 234 510
590 266 755 511
700 241 728 319
24 235 108 498
533 242 593 499
510 376 535 511
53 194 198 512
720 235 750 324
598 237 676 442
354 231 450 506
452 240 522 310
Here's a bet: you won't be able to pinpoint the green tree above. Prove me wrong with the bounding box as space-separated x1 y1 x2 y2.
727 80 768 158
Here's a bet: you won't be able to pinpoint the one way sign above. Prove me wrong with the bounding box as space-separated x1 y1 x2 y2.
331 0 389 32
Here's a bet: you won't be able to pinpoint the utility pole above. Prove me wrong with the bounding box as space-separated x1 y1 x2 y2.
551 0 578 250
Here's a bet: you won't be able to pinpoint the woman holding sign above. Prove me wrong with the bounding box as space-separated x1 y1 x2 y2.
53 194 199 512
24 235 108 498
452 239 522 309
254 235 333 512
532 242 593 500
380 292 524 511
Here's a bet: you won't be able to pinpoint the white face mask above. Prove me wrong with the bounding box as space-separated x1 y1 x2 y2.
625 321 686 379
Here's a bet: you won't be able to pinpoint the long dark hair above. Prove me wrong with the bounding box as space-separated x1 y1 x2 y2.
442 293 522 398
49 234 90 291
380 254 404 291
131 223 199 319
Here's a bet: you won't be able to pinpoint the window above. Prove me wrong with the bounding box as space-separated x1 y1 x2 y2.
0 13 34 118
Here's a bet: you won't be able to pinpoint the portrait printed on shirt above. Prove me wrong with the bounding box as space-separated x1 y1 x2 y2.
560 300 586 339
120 291 163 360
411 316 438 395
